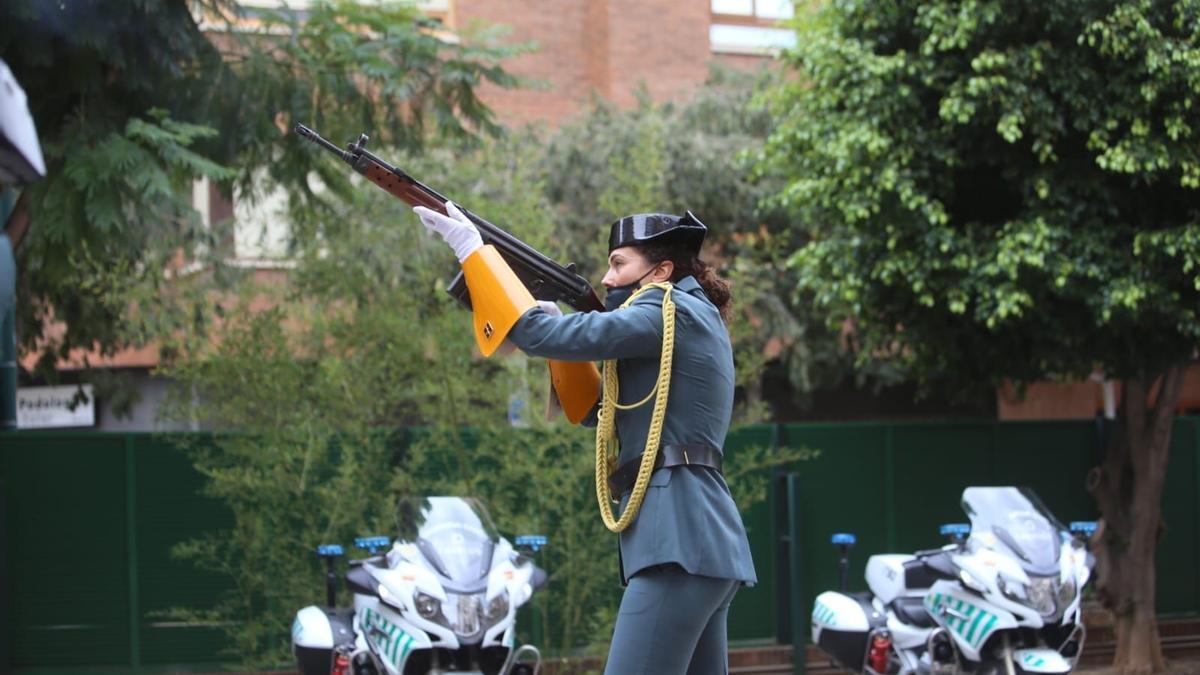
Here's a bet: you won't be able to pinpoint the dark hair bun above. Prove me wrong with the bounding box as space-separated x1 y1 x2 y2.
635 242 731 322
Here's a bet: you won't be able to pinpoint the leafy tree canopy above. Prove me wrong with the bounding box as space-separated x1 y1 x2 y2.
761 4 1200 669
760 0 1200 391
0 0 521 382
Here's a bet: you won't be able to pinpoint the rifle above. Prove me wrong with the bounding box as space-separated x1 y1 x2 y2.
294 123 604 314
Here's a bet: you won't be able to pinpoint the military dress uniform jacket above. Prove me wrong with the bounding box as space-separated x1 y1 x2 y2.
508 275 757 585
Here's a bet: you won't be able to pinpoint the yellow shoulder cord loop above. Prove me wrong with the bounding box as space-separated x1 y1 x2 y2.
594 282 676 533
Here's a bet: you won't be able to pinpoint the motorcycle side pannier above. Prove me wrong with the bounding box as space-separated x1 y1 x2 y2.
811 591 887 670
292 605 356 675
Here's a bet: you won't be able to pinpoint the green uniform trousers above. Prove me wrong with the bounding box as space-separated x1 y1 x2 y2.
603 564 741 675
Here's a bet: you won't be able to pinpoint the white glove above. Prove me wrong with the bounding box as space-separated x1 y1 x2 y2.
414 201 483 263
537 300 563 317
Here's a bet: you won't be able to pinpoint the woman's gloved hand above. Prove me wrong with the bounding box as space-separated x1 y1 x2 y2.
414 201 483 263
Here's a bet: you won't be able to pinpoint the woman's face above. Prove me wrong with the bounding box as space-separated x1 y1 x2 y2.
602 246 672 289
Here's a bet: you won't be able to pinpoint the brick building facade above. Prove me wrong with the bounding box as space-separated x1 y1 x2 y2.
451 0 790 126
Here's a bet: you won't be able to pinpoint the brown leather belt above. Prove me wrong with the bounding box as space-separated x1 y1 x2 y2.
607 442 723 497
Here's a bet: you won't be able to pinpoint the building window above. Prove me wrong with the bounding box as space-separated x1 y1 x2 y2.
710 0 796 55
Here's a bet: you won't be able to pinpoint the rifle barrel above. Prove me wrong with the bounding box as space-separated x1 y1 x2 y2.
295 123 350 162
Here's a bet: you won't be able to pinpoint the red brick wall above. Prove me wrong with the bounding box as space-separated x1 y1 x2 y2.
997 365 1200 420
601 0 712 110
455 0 594 126
996 380 1107 420
455 0 772 127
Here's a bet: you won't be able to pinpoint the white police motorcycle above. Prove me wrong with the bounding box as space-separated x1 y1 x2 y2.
292 496 547 675
811 486 1096 675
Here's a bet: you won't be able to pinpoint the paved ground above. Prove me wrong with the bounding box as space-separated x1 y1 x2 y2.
1074 662 1200 674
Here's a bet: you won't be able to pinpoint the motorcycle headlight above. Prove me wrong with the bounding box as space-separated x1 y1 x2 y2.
485 591 510 624
1056 578 1077 607
1027 577 1057 616
998 576 1027 603
414 591 441 620
454 593 482 636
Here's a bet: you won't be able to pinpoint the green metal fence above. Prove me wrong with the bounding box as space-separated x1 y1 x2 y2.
1 433 228 669
4 419 1200 670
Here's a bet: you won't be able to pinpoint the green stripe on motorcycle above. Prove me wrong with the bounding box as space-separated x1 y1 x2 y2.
977 613 998 647
962 602 978 634
950 600 965 634
813 602 837 625
387 625 402 663
958 601 977 637
399 633 414 664
965 607 987 643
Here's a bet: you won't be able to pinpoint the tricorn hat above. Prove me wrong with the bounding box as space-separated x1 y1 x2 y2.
608 211 707 255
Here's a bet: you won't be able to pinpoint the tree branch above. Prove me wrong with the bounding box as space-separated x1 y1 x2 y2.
1124 374 1147 455
1149 363 1187 461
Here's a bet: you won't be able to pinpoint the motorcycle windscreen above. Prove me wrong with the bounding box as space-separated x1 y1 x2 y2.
395 496 500 587
961 486 1066 576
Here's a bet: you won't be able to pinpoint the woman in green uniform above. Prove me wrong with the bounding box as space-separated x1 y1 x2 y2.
415 202 756 675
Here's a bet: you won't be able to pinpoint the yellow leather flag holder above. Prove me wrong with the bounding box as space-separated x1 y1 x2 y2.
461 246 601 422
461 246 536 357
548 360 601 424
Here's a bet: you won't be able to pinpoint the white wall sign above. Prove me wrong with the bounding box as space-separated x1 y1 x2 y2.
17 385 95 429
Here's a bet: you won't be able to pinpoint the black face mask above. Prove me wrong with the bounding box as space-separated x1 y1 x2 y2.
604 266 658 311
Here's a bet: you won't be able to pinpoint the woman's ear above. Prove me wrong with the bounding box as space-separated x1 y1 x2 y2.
651 260 675 283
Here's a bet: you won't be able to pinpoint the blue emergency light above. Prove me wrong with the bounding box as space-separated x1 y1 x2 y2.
939 523 971 537
1069 521 1098 537
831 533 856 546
355 536 391 554
317 544 344 557
515 535 548 552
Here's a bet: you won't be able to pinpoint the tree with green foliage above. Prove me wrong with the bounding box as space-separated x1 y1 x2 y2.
760 1 1200 671
0 0 519 396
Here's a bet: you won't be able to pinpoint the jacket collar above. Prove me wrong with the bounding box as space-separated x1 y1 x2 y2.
675 275 702 295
